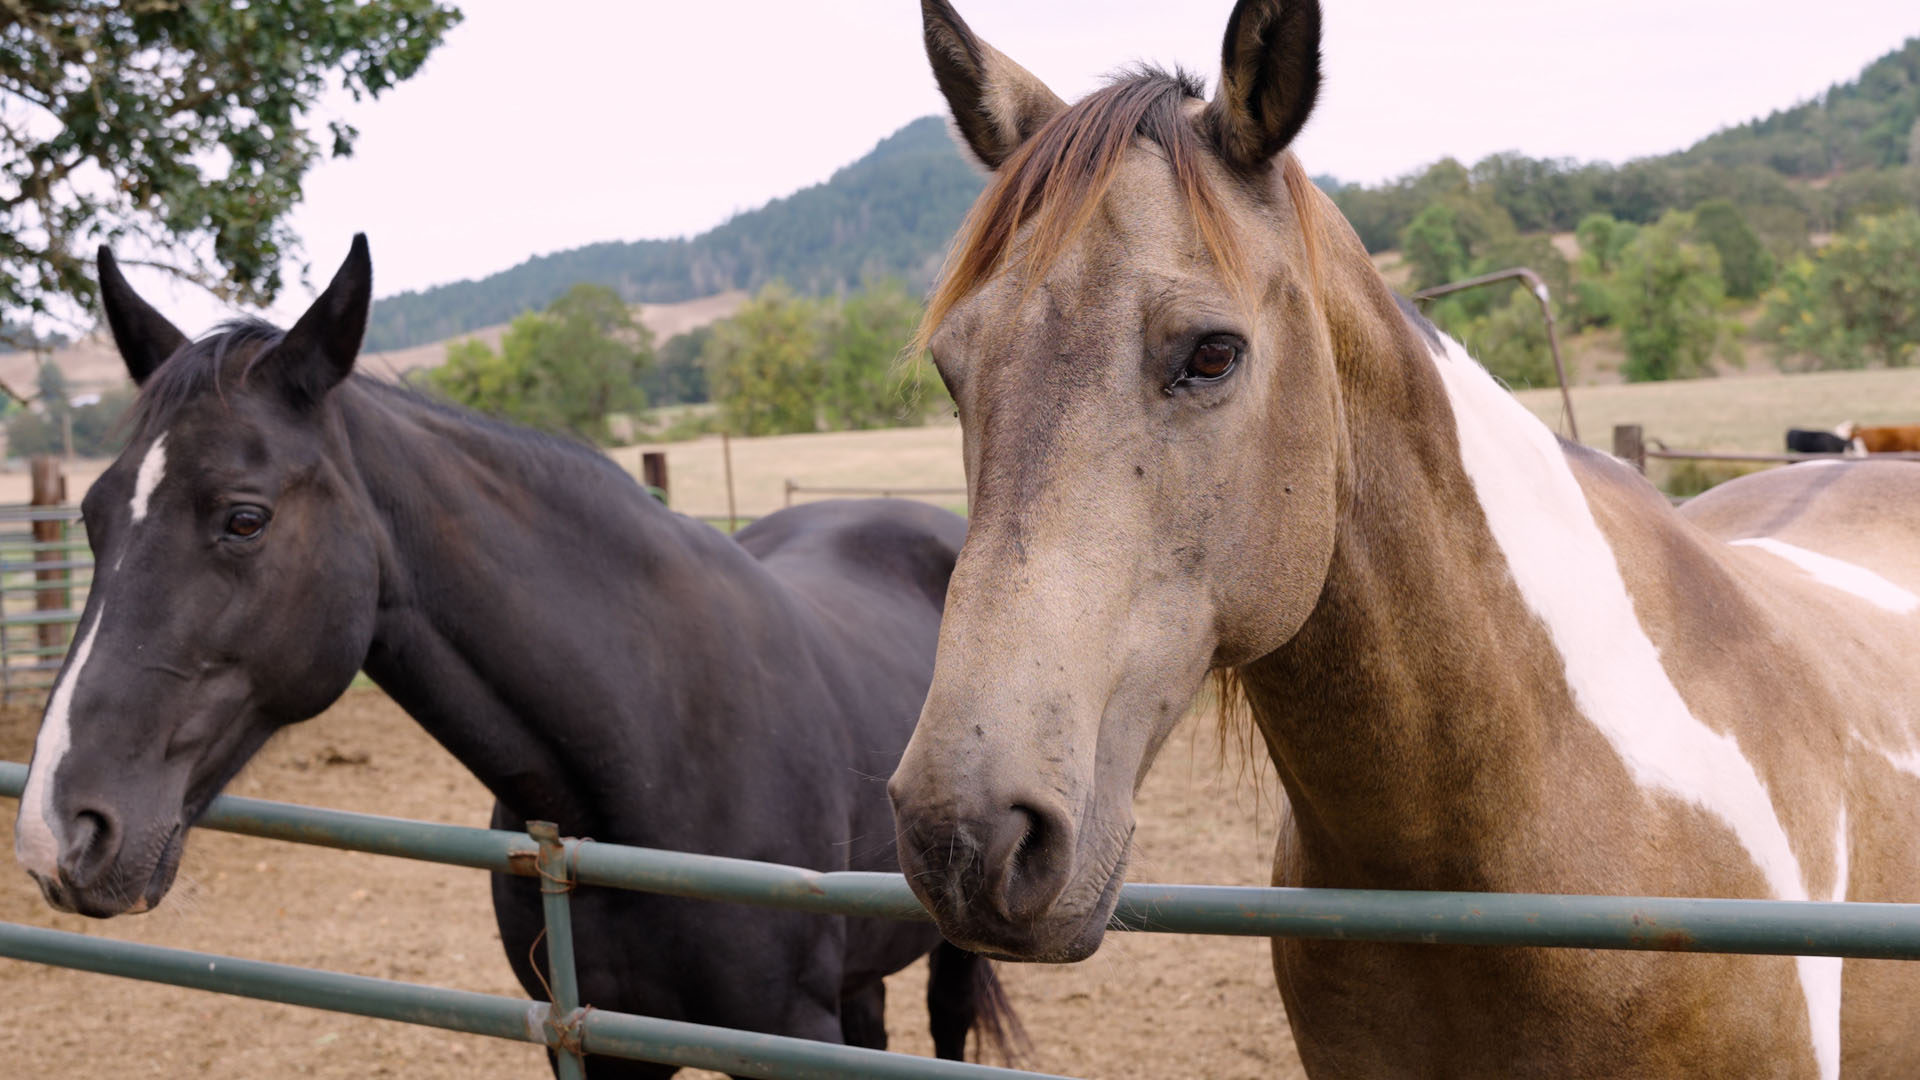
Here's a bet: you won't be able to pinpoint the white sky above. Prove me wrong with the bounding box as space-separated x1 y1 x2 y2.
129 0 1920 336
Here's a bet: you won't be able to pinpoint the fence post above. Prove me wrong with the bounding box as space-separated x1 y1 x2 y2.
784 478 796 508
1614 425 1646 474
529 821 587 1080
30 455 69 652
721 432 737 533
640 451 669 505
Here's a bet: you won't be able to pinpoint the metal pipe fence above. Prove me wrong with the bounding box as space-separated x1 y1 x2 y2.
0 503 88 704
6 760 1920 1076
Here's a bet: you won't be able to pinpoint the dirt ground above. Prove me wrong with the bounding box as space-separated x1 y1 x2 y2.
0 690 1303 1079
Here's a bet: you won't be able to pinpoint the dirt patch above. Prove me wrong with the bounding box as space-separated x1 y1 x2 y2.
0 690 1302 1078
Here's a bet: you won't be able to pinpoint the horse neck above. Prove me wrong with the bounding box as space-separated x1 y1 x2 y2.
332 382 764 830
1238 262 1622 889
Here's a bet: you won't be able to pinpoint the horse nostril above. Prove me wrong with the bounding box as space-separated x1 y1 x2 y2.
991 801 1075 923
60 808 121 886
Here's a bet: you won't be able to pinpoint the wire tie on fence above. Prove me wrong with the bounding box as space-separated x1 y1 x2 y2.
548 1004 595 1058
526 927 555 1003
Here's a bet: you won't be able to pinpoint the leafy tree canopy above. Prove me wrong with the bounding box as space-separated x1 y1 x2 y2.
0 0 461 338
1763 209 1920 369
424 283 652 444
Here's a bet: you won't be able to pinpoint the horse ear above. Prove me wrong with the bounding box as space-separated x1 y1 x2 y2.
259 234 371 407
921 0 1066 170
1206 0 1322 171
97 247 188 386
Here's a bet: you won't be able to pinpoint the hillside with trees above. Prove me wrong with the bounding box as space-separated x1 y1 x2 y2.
366 36 1920 374
364 118 986 350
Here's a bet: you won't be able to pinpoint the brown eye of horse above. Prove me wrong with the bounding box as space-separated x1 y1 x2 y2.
224 506 269 540
1184 339 1240 382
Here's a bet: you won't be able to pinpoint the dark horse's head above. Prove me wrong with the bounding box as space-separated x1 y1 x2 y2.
15 238 380 916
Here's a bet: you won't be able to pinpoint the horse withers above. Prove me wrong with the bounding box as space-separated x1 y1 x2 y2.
889 1 1920 1076
12 237 1017 1073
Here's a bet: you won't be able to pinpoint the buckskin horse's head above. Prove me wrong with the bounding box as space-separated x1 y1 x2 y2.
890 0 1344 960
14 238 381 916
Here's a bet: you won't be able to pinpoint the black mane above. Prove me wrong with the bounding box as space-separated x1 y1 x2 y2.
125 317 632 490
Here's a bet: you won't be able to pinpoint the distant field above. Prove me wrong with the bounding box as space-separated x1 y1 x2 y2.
12 366 1920 514
617 366 1920 518
1513 367 1920 452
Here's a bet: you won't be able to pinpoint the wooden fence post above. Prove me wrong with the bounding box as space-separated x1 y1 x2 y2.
721 431 737 534
30 454 69 651
640 451 669 504
1613 424 1646 474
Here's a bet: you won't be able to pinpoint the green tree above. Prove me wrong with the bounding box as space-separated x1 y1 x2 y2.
644 326 712 406
702 284 825 436
426 284 653 443
1616 212 1732 382
1691 200 1774 300
6 384 133 458
1459 289 1554 389
1762 209 1920 368
819 279 938 430
35 359 69 417
1399 204 1468 292
0 0 461 334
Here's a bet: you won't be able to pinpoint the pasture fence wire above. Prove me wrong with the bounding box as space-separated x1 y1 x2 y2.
6 761 1920 1076
784 479 969 507
1612 423 1920 475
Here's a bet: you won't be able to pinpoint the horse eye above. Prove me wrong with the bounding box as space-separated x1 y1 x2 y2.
223 506 269 540
1183 339 1240 382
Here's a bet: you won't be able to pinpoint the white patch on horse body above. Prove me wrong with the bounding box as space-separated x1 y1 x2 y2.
1425 334 1828 1069
129 433 168 524
1731 537 1920 615
1795 805 1848 1080
13 605 106 876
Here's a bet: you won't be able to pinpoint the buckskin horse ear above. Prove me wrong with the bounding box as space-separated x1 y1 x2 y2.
922 0 1066 170
261 234 371 407
1206 0 1323 170
97 247 189 386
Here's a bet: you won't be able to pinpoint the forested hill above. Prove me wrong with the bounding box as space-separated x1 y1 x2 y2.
363 117 986 351
367 37 1920 351
1681 37 1920 176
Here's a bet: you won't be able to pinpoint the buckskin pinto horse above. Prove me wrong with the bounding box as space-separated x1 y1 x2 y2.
888 1 1920 1076
12 238 1016 1074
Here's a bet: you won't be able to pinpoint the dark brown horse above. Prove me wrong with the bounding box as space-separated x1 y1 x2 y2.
889 2 1920 1076
14 238 1015 1075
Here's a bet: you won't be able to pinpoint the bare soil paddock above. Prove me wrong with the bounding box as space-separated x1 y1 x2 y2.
0 690 1302 1078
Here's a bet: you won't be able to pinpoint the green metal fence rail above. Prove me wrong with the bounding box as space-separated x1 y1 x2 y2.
6 760 1920 1076
0 503 90 704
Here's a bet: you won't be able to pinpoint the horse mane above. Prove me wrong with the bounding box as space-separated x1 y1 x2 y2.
914 68 1231 350
126 318 634 490
913 66 1327 355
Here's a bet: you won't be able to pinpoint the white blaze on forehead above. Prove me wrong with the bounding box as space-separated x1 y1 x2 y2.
13 604 106 876
1425 334 1835 1078
129 433 168 524
1731 537 1920 616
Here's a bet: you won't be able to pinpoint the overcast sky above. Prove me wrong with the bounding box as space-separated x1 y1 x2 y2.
137 0 1920 334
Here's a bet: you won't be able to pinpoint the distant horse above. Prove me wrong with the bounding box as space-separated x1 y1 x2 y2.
13 238 1014 1075
888 2 1920 1077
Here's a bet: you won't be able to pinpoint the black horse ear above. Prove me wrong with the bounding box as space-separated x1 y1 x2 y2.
259 234 371 407
97 247 188 386
1206 0 1322 171
922 0 1066 170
